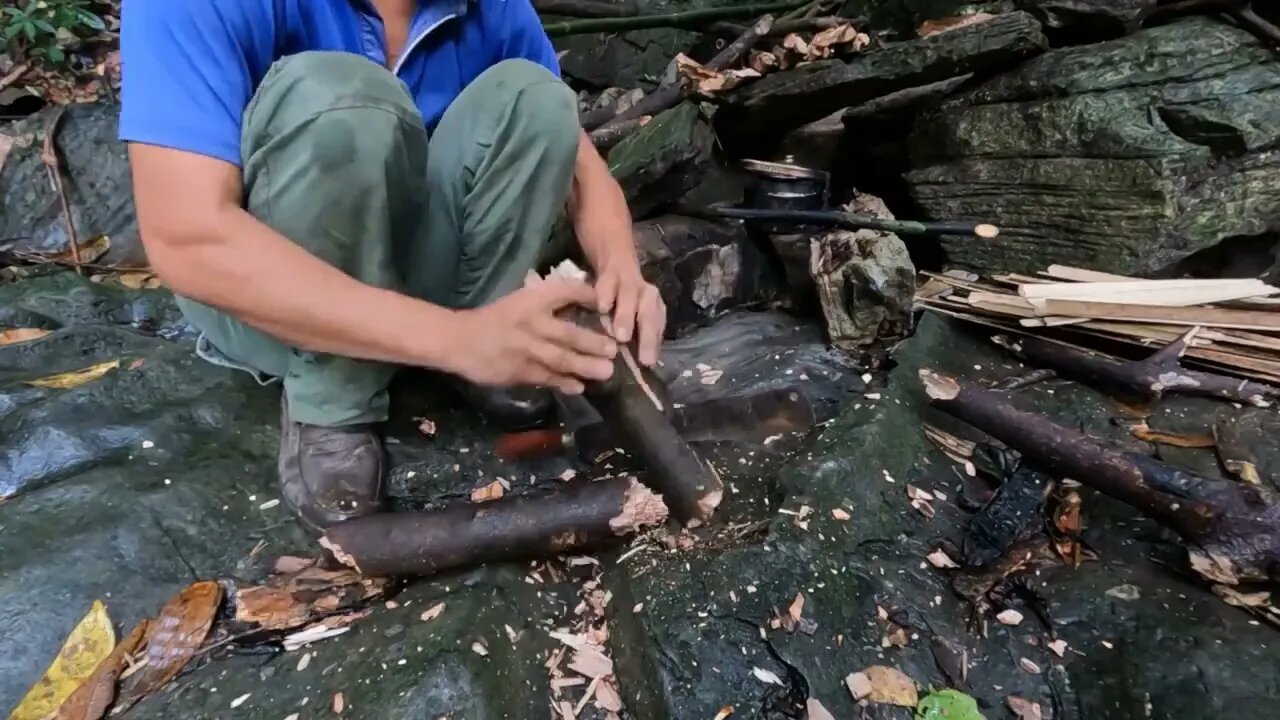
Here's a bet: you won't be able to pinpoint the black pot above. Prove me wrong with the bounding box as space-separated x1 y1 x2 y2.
741 157 830 233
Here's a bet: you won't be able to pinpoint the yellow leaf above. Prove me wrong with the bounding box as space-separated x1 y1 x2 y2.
26 360 121 390
10 600 116 720
0 328 50 346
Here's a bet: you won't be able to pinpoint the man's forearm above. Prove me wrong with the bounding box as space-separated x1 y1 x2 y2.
150 205 462 372
570 133 637 273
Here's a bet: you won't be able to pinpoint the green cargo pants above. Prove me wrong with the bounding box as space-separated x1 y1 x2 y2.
177 52 580 427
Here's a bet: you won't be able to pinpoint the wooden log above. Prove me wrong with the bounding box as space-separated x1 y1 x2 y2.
920 369 1280 584
320 478 667 577
717 11 1048 143
994 330 1280 406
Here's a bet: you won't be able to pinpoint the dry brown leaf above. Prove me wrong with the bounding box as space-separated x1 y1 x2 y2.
748 50 778 73
115 580 223 712
808 24 870 57
114 272 162 290
47 234 112 265
1189 550 1242 584
805 698 837 720
420 601 447 622
1006 695 1044 720
0 328 51 346
26 360 121 390
782 33 811 57
847 666 917 706
882 624 909 648
926 548 959 569
1129 423 1215 448
672 53 759 95
234 586 313 631
52 619 149 720
918 11 997 37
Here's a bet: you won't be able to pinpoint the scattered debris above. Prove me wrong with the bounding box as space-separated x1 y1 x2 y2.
416 418 437 437
471 641 489 657
1007 695 1044 719
420 602 447 622
1047 640 1068 658
0 328 50 346
1105 584 1141 602
470 479 508 503
907 485 937 518
844 666 918 707
805 698 837 720
114 581 223 713
333 692 345 714
1019 658 1042 675
831 508 851 521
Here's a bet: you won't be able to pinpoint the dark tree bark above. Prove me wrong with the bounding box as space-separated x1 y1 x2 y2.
921 369 1280 585
994 331 1280 407
320 478 667 578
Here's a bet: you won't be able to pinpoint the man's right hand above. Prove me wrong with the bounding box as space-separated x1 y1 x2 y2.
445 278 618 395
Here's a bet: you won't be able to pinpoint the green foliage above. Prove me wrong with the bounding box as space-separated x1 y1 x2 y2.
2 0 106 66
916 689 987 720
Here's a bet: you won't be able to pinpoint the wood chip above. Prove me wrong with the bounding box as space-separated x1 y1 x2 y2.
470 480 506 503
996 609 1024 626
926 548 960 569
595 680 623 712
417 418 437 437
831 508 851 521
1212 585 1272 607
805 698 837 720
751 667 784 686
333 692 345 714
1047 640 1067 657
568 646 613 678
713 707 734 720
0 328 51 346
471 641 489 657
1019 658 1042 675
420 602 446 622
1006 695 1044 719
845 666 917 707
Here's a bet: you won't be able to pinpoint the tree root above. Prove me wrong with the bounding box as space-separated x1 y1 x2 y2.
921 369 1280 585
320 477 667 578
993 330 1280 407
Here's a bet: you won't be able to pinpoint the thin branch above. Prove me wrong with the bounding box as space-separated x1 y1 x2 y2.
0 62 31 94
542 0 804 36
39 107 83 276
533 0 640 18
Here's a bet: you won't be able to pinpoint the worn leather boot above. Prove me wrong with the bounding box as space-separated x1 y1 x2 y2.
278 399 386 530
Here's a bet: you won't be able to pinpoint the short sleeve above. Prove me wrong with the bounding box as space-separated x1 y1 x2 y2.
119 0 273 166
493 0 561 76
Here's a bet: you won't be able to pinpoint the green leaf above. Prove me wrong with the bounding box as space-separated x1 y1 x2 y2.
916 689 986 720
33 18 56 34
44 46 65 63
23 21 38 41
75 8 105 31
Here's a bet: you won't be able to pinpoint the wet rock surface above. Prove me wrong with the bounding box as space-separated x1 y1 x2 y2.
3 272 1279 718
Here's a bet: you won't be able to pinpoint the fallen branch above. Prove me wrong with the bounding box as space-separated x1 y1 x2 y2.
39 106 83 276
1142 0 1280 47
993 330 1280 407
543 1 800 36
588 14 776 141
589 116 650 149
707 16 848 37
921 369 1280 584
534 0 641 18
0 62 31 94
320 477 667 577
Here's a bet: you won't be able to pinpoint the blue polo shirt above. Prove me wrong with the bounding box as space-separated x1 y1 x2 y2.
118 0 560 166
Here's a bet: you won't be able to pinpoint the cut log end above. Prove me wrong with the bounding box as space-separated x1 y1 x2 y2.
919 369 961 400
318 535 362 574
975 223 1000 239
609 478 670 533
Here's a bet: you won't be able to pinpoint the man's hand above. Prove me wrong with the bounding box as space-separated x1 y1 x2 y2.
594 258 666 367
448 278 619 394
569 132 667 366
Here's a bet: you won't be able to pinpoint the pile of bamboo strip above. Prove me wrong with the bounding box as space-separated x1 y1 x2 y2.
915 264 1280 385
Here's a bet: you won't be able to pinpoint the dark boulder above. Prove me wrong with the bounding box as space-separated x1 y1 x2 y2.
905 16 1280 275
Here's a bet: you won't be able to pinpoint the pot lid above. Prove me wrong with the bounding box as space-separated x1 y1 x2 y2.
741 156 829 181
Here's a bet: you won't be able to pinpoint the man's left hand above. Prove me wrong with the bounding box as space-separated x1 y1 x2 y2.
594 259 665 366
